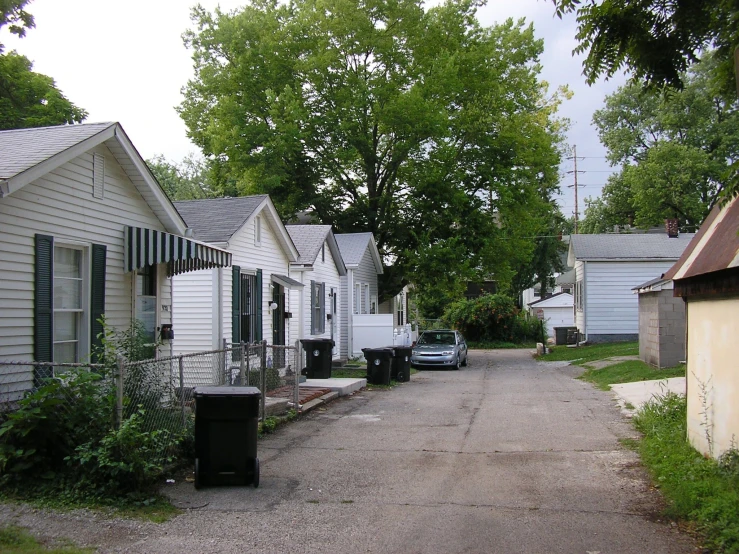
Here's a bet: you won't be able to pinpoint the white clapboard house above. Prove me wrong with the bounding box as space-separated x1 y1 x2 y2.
285 225 347 361
0 123 231 400
335 232 384 357
568 232 694 343
171 196 302 360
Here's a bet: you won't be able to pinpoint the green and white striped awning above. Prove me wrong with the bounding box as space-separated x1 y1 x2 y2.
124 226 232 277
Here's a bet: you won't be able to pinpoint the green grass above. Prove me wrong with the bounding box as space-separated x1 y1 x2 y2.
539 341 638 365
468 341 538 349
633 393 739 552
0 525 94 553
578 360 686 390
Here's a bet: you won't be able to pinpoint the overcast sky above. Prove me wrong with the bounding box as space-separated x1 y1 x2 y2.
2 0 626 219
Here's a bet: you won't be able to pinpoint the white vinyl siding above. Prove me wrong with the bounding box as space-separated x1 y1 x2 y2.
0 144 171 395
339 245 381 358
173 204 294 356
583 261 677 336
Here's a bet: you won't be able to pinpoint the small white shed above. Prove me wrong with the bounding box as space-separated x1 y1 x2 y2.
528 292 574 337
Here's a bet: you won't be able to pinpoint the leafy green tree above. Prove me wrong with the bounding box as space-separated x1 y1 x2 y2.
551 0 739 94
0 0 34 52
180 0 567 305
0 1 87 130
147 154 215 200
0 52 88 129
580 54 738 232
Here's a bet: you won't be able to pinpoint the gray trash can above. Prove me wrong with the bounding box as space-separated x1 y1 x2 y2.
300 338 335 379
193 386 261 489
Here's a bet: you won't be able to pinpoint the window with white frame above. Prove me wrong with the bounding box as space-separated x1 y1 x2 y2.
575 280 583 312
53 245 86 363
370 294 377 315
363 284 370 314
354 283 361 314
255 216 262 246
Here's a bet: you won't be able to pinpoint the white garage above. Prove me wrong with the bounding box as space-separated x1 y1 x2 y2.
528 293 574 338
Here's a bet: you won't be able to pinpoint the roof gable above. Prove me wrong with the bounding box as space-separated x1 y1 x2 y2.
666 196 739 282
568 233 695 265
335 232 383 273
0 122 185 234
529 292 573 308
287 224 347 275
175 195 299 261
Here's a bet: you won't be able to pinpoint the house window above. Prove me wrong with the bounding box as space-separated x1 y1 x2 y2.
53 245 86 363
240 272 259 343
136 264 157 343
311 281 325 334
575 280 583 312
363 284 370 314
562 285 573 295
354 283 361 314
255 216 262 246
396 293 405 325
370 294 377 315
322 243 325 262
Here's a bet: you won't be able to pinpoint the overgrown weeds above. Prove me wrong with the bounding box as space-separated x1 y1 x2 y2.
0 524 94 553
540 341 638 364
633 393 739 552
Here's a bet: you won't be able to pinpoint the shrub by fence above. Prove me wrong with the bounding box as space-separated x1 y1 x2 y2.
442 294 545 343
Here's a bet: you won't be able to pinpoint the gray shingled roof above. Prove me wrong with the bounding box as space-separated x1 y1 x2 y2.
0 122 116 180
174 196 268 243
335 233 373 266
569 233 696 261
286 225 332 265
555 267 576 285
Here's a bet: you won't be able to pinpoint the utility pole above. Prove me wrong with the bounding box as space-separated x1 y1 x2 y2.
566 145 583 234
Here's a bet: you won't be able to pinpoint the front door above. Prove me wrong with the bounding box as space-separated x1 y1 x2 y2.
272 283 286 367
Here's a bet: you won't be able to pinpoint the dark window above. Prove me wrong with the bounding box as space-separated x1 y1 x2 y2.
240 273 259 343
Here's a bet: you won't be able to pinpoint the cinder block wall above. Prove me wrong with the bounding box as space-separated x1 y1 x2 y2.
638 293 660 366
638 290 686 368
657 291 686 368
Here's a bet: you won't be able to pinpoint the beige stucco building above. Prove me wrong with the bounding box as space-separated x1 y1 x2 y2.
666 197 739 458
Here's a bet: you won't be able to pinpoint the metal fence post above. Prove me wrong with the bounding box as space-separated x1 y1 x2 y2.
179 356 186 427
260 339 267 421
222 338 227 384
240 341 246 385
294 339 301 410
116 355 124 429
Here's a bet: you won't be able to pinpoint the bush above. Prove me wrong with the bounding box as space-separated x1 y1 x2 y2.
0 368 114 484
442 294 545 343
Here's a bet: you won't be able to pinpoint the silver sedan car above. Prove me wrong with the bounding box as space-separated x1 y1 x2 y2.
411 330 468 370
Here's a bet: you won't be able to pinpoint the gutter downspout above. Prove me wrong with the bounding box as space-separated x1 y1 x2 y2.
347 268 354 357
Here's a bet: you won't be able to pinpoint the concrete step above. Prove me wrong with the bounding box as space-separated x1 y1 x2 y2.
300 378 366 396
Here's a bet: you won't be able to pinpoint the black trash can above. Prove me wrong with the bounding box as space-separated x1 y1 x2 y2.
388 346 412 382
566 327 579 345
362 347 393 385
553 327 568 346
300 338 335 379
193 386 261 489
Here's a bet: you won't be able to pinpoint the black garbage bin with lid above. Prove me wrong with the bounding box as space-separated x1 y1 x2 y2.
193 386 261 489
300 338 335 379
388 346 412 382
362 347 393 385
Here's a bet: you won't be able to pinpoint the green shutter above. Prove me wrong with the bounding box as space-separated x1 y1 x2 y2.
90 243 107 362
255 269 263 341
232 266 241 344
34 234 54 384
310 280 316 335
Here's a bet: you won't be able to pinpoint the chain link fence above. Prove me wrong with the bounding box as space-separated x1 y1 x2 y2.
0 341 301 435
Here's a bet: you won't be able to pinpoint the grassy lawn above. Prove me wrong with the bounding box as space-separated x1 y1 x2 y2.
633 394 739 553
539 341 638 365
578 360 686 390
0 525 94 554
